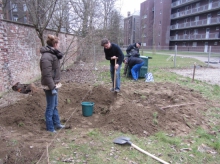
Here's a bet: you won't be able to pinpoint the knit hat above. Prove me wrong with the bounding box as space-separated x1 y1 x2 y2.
138 42 141 46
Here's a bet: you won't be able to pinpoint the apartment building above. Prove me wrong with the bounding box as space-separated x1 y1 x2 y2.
140 0 172 48
124 12 141 45
170 0 220 52
3 0 29 24
138 0 220 52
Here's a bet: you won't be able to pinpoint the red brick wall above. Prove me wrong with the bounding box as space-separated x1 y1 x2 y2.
0 0 77 95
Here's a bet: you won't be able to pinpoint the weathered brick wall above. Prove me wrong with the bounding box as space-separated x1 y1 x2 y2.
0 0 77 95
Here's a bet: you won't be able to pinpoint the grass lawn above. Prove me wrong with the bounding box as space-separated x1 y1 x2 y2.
45 54 220 164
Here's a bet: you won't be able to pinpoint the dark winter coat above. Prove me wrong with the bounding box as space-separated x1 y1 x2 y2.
104 43 124 66
40 46 63 90
128 56 144 68
126 43 139 55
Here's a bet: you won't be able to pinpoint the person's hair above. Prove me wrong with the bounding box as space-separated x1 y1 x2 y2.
101 38 109 46
46 35 58 47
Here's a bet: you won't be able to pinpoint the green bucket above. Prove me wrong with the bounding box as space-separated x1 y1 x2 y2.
81 102 94 117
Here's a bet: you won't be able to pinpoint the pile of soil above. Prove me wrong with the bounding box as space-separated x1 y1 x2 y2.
0 62 214 163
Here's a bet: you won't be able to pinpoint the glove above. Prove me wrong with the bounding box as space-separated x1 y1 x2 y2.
51 89 57 95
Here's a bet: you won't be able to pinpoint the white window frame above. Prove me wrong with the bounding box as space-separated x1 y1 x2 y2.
214 42 218 45
216 27 219 31
13 15 18 21
23 4 27 12
12 4 18 12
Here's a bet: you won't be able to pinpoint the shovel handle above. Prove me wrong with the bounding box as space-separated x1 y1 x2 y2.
131 143 169 164
114 58 117 90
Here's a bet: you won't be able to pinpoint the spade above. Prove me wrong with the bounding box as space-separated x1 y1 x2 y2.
113 136 169 164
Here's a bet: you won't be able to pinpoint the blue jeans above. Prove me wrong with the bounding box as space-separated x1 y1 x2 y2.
131 62 145 80
44 89 61 132
110 64 121 90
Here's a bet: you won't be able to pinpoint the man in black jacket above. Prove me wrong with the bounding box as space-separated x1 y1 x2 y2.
124 42 141 75
101 38 124 92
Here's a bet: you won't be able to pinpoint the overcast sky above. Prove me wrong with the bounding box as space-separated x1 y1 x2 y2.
116 0 145 17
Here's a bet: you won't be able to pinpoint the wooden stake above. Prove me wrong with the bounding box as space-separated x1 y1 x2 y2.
160 103 195 110
192 62 196 82
46 142 49 164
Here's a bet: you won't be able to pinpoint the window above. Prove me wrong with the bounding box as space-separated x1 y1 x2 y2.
184 30 187 35
214 42 218 45
195 16 199 22
182 42 186 47
185 6 189 11
196 3 200 8
216 27 219 31
192 42 197 47
23 4 27 12
218 11 220 16
24 16 27 23
184 18 188 23
194 29 198 34
12 4 17 12
13 15 18 21
159 21 161 25
160 10 162 14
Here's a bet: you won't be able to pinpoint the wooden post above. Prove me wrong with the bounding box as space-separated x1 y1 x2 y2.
192 62 196 82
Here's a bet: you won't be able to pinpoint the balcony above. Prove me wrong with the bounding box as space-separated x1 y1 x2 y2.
170 17 220 30
170 32 220 41
171 1 220 19
171 0 200 9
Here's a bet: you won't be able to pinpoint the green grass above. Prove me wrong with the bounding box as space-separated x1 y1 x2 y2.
41 55 220 164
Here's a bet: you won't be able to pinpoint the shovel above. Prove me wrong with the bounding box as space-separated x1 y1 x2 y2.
113 136 169 164
113 58 117 92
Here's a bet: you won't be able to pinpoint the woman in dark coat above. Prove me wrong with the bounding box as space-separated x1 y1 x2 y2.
40 35 65 133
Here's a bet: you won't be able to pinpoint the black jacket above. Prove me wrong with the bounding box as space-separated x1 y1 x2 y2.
128 56 144 68
126 43 139 54
104 43 124 65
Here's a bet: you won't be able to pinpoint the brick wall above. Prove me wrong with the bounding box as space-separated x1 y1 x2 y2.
0 0 77 95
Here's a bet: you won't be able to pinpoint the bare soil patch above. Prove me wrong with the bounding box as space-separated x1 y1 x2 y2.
0 62 216 163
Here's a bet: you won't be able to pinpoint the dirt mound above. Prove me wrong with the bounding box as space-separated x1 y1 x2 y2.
0 79 211 163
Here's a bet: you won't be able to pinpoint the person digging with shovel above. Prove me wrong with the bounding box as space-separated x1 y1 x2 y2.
101 38 124 93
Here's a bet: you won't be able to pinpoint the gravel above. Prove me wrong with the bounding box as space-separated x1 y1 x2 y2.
171 56 220 86
171 67 220 86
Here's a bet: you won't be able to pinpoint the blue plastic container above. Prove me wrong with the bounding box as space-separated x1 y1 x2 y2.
81 102 94 117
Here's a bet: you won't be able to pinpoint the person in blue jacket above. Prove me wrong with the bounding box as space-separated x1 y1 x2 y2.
124 42 141 76
125 56 145 81
101 38 124 92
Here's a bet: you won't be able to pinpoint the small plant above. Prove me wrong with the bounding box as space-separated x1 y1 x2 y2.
153 112 158 125
17 122 24 127
66 98 71 104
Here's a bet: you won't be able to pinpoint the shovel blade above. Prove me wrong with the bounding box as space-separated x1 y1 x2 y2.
113 136 131 145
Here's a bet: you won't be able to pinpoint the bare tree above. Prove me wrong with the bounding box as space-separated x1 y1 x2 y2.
100 0 116 30
24 0 58 46
108 10 123 45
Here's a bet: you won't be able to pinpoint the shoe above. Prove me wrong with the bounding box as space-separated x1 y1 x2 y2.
49 130 56 133
55 124 65 130
115 89 120 93
110 88 114 92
